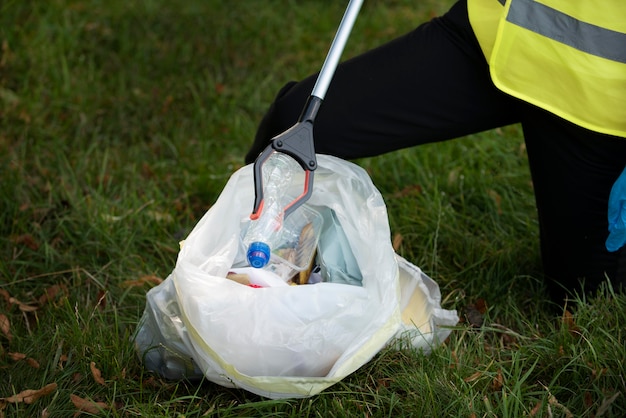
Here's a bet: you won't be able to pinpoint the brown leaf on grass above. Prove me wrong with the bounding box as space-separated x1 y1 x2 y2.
0 289 9 304
588 362 608 379
69 394 109 415
9 297 38 312
160 95 174 114
95 290 106 310
561 309 580 337
141 376 163 389
26 357 40 368
474 298 488 313
0 314 11 341
121 275 163 288
450 350 459 369
529 401 542 416
391 184 422 199
1 383 57 404
8 352 26 361
141 162 155 179
59 354 69 368
8 352 40 368
539 383 574 418
90 362 106 386
464 371 483 383
392 233 403 251
10 234 39 250
492 369 504 391
38 284 68 306
500 331 517 348
548 394 574 418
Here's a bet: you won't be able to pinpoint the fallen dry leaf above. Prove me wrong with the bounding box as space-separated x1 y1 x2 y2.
1 383 57 404
391 184 422 198
0 289 9 304
474 298 488 313
95 290 106 310
0 314 11 341
70 394 109 414
464 371 483 383
529 400 542 416
562 310 580 337
90 362 106 386
26 357 40 369
548 394 574 418
8 352 26 361
376 377 392 390
450 350 459 369
540 383 574 418
121 275 163 288
38 284 67 306
392 233 403 251
7 350 40 369
492 369 504 391
10 234 39 250
8 296 38 312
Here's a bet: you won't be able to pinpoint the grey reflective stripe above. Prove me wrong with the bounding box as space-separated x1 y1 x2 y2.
506 0 626 64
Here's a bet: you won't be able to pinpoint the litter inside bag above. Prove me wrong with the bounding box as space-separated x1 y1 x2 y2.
235 203 324 282
316 207 363 286
135 155 458 399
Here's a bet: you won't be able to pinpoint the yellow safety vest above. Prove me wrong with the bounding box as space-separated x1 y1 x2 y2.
468 0 626 138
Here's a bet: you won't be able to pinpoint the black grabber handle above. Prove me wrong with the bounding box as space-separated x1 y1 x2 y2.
250 0 363 220
251 97 320 221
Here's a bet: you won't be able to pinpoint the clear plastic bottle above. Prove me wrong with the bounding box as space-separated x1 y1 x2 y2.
243 151 300 268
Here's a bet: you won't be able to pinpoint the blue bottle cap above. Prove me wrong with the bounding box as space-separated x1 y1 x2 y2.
247 241 271 268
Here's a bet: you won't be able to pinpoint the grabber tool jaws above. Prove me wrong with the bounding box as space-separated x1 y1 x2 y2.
251 0 363 220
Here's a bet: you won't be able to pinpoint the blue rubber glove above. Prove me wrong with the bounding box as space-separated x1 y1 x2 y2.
606 166 626 252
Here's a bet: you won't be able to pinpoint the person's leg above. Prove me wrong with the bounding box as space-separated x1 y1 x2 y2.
245 0 520 164
521 107 626 300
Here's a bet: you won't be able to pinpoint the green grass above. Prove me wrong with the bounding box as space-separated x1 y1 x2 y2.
1 0 625 416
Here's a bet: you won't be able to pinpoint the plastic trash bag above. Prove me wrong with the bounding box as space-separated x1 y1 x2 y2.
135 155 458 399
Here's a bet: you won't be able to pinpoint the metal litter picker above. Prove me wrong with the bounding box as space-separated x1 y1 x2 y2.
250 0 364 220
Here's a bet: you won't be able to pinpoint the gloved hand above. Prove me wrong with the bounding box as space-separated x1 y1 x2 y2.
606 165 626 252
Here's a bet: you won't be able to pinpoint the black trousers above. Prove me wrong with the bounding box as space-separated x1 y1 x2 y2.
245 0 626 299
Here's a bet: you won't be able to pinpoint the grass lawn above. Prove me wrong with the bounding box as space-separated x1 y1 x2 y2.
1 0 625 416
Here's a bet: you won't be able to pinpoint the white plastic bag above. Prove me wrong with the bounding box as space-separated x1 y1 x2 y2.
135 155 458 399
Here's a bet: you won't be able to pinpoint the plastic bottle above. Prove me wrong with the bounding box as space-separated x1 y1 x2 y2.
243 151 300 268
